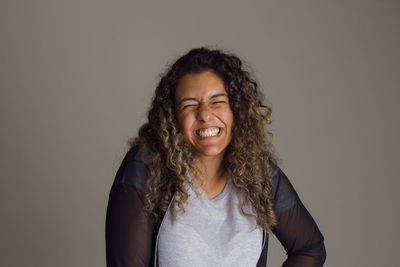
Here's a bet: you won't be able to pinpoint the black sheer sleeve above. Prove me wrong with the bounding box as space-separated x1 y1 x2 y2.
105 146 155 267
271 168 327 266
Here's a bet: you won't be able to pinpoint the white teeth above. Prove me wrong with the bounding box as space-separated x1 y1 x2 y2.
197 127 220 137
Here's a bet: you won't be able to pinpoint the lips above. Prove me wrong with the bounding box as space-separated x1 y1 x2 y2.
195 126 221 138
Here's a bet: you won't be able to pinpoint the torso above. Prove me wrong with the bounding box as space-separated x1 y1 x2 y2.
157 173 263 267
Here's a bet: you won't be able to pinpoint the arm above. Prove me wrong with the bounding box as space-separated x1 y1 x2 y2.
105 147 154 267
271 168 327 267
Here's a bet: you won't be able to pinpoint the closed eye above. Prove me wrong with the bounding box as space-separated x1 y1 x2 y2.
182 104 198 109
212 101 226 104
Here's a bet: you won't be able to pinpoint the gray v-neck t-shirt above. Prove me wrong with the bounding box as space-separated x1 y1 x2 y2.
157 174 263 267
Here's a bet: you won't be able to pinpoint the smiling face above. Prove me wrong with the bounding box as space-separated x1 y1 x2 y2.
175 70 234 160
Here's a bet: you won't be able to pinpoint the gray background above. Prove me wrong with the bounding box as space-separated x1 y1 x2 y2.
1 1 399 266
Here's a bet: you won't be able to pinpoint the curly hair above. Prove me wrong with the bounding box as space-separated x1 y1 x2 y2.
129 47 279 232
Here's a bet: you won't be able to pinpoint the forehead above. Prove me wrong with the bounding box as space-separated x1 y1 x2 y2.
175 71 227 99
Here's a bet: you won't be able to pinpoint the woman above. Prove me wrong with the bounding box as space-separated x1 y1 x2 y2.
106 47 326 266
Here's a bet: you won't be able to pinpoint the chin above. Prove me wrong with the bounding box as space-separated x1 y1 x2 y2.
194 146 227 158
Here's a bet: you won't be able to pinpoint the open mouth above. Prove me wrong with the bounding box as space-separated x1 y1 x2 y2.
195 127 221 138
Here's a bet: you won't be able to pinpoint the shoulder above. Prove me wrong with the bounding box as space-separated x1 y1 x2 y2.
270 165 300 214
113 143 151 192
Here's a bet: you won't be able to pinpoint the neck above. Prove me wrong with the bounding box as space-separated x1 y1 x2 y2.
190 153 229 200
192 153 226 185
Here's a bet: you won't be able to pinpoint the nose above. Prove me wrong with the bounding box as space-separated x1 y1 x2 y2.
196 103 212 122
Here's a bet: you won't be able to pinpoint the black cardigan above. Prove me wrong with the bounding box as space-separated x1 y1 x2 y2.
106 146 326 266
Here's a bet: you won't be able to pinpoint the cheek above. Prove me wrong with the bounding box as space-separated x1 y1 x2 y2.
222 110 234 132
178 114 194 134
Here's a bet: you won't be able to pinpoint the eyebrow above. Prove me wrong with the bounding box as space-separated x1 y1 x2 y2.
209 93 228 100
178 93 228 105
